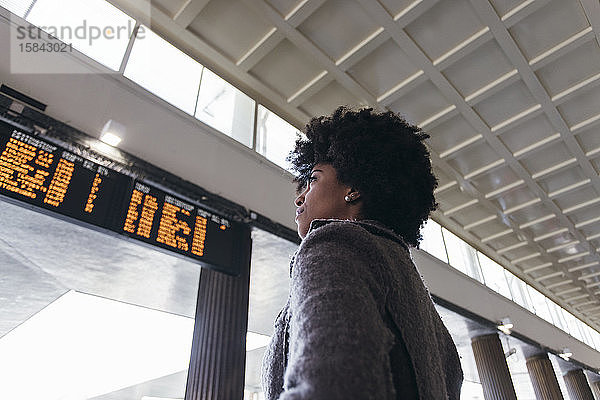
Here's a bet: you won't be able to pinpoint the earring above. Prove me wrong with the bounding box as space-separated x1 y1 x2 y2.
344 195 352 202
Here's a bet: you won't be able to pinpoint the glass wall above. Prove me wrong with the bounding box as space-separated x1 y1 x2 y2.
195 68 256 147
420 220 600 352
25 0 134 71
245 228 297 399
0 198 199 399
256 105 300 171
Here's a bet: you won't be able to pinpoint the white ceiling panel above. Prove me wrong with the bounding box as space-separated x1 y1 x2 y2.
404 0 485 62
469 219 512 241
265 0 307 18
187 0 274 61
442 39 514 99
536 166 589 196
557 189 600 215
445 141 503 178
249 39 324 99
436 187 477 213
535 39 600 99
473 80 538 129
152 0 188 18
557 84 600 129
297 0 380 62
450 204 495 227
576 126 600 156
488 0 527 17
469 165 522 196
522 218 565 241
347 39 418 99
507 202 555 225
388 80 452 125
377 0 420 18
498 114 558 157
521 141 575 179
427 114 481 156
508 0 590 61
299 80 362 116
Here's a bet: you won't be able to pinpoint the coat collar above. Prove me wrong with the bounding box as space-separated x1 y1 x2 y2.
289 218 409 277
307 218 409 250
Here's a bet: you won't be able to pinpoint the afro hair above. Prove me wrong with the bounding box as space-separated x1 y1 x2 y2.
287 106 438 247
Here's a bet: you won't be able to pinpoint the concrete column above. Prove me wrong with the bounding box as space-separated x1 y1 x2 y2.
471 333 517 400
525 353 563 400
564 369 595 400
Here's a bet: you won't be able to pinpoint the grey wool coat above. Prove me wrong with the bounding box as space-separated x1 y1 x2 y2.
261 219 463 400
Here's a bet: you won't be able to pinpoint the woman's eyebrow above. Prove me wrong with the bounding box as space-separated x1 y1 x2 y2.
310 169 323 174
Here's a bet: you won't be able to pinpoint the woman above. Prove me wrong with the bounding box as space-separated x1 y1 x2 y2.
262 107 463 399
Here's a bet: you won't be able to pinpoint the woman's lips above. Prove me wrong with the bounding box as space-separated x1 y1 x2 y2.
295 207 304 220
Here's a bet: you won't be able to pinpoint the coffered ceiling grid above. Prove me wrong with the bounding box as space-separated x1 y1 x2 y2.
110 0 600 329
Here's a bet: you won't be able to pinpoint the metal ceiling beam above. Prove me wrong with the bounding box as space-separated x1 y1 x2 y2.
241 0 377 107
237 0 326 72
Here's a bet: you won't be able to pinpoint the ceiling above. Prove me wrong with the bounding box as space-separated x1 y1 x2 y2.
103 0 600 329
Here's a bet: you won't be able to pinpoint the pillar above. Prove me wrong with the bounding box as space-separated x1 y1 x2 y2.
185 226 252 400
471 333 517 400
525 353 563 400
564 369 595 400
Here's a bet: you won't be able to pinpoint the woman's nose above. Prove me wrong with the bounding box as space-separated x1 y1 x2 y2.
294 194 304 207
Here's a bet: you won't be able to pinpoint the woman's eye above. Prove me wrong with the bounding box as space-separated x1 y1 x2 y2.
308 176 317 183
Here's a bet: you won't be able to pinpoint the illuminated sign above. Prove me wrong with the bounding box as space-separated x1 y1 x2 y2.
0 120 239 274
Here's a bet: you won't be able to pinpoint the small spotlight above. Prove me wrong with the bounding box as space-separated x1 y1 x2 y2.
497 317 513 335
505 348 517 358
99 132 122 146
100 120 125 147
558 348 572 361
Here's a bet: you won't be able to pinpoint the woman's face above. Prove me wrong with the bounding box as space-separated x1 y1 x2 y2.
294 163 358 239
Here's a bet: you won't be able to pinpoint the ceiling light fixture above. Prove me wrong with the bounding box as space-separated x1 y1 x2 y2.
497 317 513 335
558 348 572 361
100 119 125 147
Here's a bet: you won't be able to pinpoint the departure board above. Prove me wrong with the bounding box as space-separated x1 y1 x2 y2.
0 120 240 274
120 181 236 270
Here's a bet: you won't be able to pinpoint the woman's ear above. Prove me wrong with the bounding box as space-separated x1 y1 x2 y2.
344 189 361 203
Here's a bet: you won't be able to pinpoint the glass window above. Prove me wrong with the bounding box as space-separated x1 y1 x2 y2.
564 310 584 341
124 26 203 115
591 329 600 351
505 273 534 312
195 68 255 147
26 0 135 71
0 0 35 17
420 219 448 263
245 228 297 398
527 286 553 323
255 105 299 171
477 252 511 299
442 228 483 282
0 198 198 399
580 322 594 348
547 301 567 332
